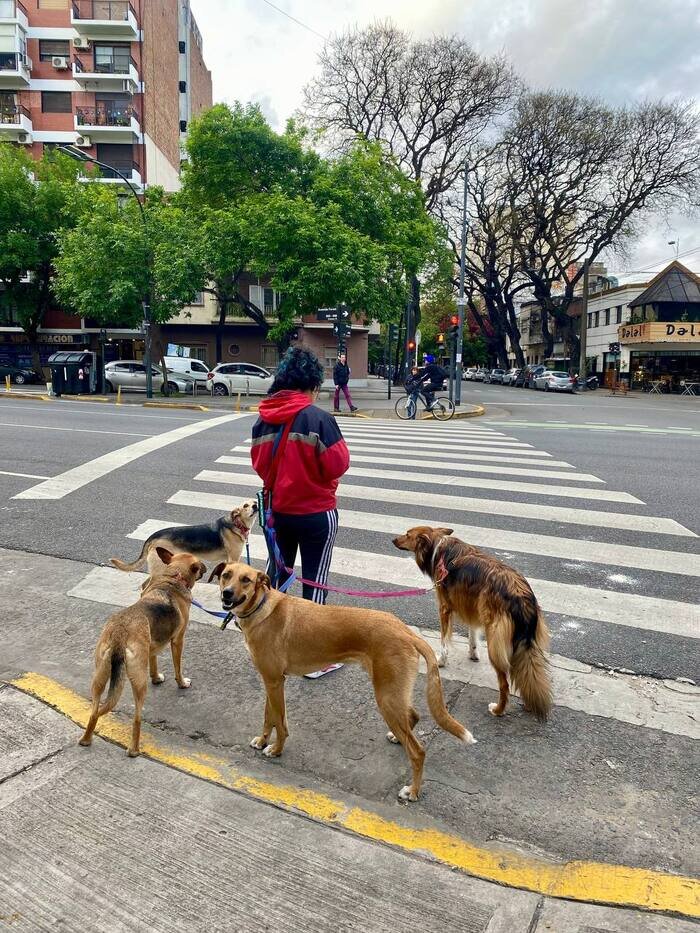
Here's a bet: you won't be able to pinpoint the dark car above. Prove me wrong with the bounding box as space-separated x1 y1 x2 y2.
0 360 39 385
520 364 546 388
513 368 530 387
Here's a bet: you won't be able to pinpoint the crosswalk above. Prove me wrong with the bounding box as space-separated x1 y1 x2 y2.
68 415 700 741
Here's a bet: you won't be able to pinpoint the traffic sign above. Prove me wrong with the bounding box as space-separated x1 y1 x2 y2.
333 322 352 337
317 308 337 322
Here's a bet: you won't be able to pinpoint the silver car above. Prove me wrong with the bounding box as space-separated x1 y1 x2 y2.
533 370 576 393
501 368 520 386
104 361 192 394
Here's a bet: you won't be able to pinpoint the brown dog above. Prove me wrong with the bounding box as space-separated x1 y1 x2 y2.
393 527 552 721
209 562 476 801
79 548 206 757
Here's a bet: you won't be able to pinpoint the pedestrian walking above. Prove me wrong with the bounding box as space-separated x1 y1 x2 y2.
333 352 358 412
251 347 350 677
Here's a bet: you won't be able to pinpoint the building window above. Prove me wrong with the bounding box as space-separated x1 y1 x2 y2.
179 41 186 53
180 119 187 132
179 80 187 92
39 0 69 8
96 143 135 177
94 43 131 74
604 308 610 326
587 312 593 329
39 40 70 62
189 291 204 305
616 306 623 324
41 91 72 113
594 310 599 327
249 284 282 315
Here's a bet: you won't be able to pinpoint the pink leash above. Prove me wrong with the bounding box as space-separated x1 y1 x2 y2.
283 569 434 599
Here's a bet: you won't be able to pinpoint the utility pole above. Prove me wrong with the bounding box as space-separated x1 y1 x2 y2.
404 298 413 380
455 161 468 406
578 258 591 381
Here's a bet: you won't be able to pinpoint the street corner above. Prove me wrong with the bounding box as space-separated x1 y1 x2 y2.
6 672 700 922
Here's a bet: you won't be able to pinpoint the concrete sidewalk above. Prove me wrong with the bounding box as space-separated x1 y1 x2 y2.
1 685 696 933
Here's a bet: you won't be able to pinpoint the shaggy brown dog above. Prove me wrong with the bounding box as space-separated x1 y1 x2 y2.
209 562 476 801
79 549 206 756
393 526 552 721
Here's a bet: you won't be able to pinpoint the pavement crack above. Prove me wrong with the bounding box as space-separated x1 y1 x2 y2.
526 896 546 933
0 749 62 787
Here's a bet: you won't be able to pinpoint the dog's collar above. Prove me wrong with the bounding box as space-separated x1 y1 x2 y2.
432 539 449 586
171 569 194 593
231 516 251 540
235 593 267 620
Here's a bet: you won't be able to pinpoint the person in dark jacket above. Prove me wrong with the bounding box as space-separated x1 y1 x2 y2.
419 361 447 408
333 352 357 412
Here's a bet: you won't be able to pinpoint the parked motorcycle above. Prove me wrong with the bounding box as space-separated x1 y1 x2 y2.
574 375 599 391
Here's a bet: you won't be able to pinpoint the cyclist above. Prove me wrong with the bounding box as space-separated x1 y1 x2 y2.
419 360 448 409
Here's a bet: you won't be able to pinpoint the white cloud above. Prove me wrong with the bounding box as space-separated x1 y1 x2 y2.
190 0 700 272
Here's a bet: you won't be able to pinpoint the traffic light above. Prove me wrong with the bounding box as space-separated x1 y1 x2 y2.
388 323 399 342
408 339 416 352
608 342 620 353
450 315 459 341
437 333 445 346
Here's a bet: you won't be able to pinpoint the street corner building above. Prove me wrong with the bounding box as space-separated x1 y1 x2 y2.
0 0 212 370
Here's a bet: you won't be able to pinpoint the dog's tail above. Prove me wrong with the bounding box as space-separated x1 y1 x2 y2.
110 542 150 572
97 649 126 716
510 609 552 722
412 635 477 745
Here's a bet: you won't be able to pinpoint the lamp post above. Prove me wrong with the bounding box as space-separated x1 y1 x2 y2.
56 145 153 399
668 239 680 259
455 160 468 406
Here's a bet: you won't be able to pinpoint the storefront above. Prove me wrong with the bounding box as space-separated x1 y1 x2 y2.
0 332 88 369
620 322 700 392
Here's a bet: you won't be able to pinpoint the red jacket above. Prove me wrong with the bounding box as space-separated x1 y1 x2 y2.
251 390 350 514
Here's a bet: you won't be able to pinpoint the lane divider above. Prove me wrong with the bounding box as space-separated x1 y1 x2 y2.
9 672 699 920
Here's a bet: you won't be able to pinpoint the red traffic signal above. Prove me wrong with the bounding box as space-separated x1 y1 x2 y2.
408 340 416 351
450 315 459 326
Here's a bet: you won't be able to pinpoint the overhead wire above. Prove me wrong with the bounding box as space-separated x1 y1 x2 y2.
257 0 327 40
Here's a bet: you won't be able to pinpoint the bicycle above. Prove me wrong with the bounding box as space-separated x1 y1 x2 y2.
394 389 455 421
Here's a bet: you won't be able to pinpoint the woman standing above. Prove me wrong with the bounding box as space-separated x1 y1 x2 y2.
251 348 350 674
333 352 358 412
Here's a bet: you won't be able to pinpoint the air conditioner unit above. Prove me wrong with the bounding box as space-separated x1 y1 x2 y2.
52 56 69 70
72 37 91 50
17 132 31 145
75 135 92 147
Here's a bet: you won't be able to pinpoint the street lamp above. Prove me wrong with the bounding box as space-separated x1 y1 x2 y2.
668 239 680 259
56 144 153 399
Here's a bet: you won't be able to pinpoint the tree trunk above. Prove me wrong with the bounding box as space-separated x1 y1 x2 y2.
392 309 405 384
504 298 526 368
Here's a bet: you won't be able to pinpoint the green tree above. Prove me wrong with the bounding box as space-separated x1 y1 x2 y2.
0 145 83 374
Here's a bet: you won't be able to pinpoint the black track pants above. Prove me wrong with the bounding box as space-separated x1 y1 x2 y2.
269 509 339 603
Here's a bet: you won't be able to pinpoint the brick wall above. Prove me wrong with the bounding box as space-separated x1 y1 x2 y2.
188 24 212 117
140 0 180 176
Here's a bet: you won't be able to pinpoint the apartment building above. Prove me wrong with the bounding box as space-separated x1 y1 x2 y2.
0 0 211 189
0 0 211 370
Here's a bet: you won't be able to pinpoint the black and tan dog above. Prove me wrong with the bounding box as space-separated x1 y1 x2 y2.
110 500 257 574
209 562 476 802
79 548 206 757
393 526 552 721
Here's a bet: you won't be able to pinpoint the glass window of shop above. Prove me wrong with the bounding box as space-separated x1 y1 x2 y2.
629 350 700 391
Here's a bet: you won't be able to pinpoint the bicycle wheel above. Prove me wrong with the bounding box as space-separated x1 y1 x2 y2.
432 396 455 420
395 395 416 420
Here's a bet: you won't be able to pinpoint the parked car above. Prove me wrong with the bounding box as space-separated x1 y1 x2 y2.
522 365 547 388
463 367 478 381
533 370 576 393
208 362 274 396
163 356 212 389
501 368 520 386
104 361 192 394
0 360 40 385
484 368 506 384
473 368 488 382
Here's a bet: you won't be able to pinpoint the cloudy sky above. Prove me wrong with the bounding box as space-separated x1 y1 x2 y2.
191 0 700 276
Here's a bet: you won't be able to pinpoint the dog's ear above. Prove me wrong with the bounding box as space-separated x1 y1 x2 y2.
437 527 454 537
255 571 271 591
208 562 226 583
155 547 174 565
196 561 207 580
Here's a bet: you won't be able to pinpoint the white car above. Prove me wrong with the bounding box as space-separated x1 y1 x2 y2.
501 368 520 386
533 370 575 393
104 360 193 394
463 367 478 381
208 362 274 396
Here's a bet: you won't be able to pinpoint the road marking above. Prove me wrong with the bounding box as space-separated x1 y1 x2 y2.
68 563 700 742
486 420 700 437
222 453 599 483
0 469 51 480
169 484 696 537
0 402 213 422
12 413 248 501
241 436 546 455
0 421 152 438
129 512 699 637
199 465 640 504
13 674 698 917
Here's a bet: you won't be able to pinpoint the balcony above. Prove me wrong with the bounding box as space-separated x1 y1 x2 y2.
0 102 32 141
71 1 139 40
75 103 140 141
0 0 29 31
94 159 142 188
0 51 31 88
72 54 139 93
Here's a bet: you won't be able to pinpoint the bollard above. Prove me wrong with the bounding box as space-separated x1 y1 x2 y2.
5 375 10 392
116 385 122 405
236 391 241 413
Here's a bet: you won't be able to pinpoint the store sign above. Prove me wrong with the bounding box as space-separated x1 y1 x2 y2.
167 343 191 357
618 322 700 344
1 332 82 345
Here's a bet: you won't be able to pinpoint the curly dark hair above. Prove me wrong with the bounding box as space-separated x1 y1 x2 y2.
269 347 325 394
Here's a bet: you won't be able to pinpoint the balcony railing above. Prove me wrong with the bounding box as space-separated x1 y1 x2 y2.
0 51 30 72
0 0 28 19
74 54 138 75
98 159 140 180
76 104 135 127
72 1 136 22
0 103 30 123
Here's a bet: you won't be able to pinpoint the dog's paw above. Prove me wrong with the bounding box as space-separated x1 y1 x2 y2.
386 731 400 744
151 673 165 685
462 729 478 745
250 736 267 750
263 745 282 758
398 785 418 802
488 702 505 717
177 677 192 689
126 747 140 758
437 650 448 668
78 736 92 747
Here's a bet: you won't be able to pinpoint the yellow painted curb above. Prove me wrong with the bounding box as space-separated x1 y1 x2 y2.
61 395 112 403
1 392 52 401
143 401 210 412
421 404 485 421
10 672 700 920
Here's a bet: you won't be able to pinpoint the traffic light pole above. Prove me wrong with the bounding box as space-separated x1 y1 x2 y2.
455 162 468 406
